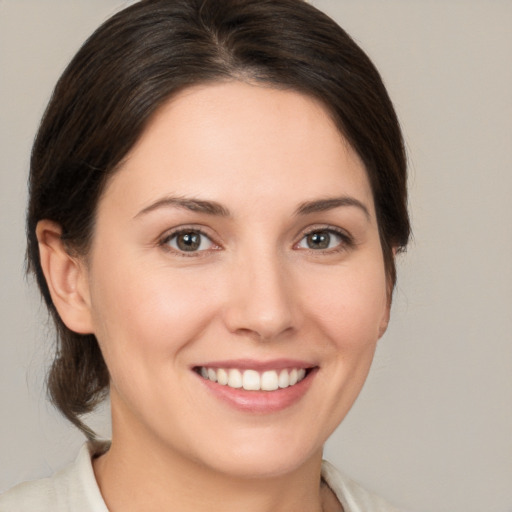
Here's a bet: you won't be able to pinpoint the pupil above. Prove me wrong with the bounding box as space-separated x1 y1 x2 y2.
177 232 200 251
308 232 330 249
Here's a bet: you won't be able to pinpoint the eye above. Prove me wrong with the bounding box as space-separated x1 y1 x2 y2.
297 229 349 251
164 229 216 253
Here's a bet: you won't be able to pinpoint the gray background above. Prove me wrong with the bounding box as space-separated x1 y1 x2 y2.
1 1 511 511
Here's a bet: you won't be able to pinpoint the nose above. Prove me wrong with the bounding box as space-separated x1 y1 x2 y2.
222 251 298 341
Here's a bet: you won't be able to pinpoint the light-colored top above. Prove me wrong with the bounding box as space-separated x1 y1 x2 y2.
0 442 400 512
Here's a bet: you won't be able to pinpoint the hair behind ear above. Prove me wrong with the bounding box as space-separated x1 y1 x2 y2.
47 332 109 440
35 220 109 439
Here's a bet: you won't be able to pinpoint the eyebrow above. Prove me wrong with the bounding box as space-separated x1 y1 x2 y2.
295 196 370 219
135 196 231 218
135 195 370 220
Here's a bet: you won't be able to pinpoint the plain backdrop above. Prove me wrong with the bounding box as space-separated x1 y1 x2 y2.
1 1 511 511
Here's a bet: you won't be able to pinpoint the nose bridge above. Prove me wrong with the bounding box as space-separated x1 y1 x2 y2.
223 243 297 340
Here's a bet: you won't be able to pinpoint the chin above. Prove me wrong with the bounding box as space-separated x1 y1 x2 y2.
206 449 320 480
181 422 328 480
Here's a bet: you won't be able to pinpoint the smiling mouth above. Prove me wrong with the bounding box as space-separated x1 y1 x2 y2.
194 366 312 391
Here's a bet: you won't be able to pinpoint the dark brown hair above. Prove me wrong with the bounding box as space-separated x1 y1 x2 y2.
26 0 410 437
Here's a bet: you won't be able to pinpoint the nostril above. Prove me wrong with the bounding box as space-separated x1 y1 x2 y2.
232 325 295 343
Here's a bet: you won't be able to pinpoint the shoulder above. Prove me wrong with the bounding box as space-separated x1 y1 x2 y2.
0 442 109 512
0 474 59 511
321 460 402 512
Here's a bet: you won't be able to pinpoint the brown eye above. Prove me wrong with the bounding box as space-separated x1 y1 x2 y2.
166 230 214 252
306 231 330 249
297 229 346 251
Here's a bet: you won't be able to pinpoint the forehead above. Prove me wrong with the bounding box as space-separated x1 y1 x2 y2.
101 81 375 218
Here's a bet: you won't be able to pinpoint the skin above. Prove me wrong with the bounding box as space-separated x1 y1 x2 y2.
37 81 392 512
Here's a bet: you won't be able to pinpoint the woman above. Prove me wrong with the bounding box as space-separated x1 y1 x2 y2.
1 0 410 510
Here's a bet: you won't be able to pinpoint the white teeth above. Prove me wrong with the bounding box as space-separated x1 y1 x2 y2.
199 366 308 391
242 370 260 390
217 368 229 385
261 370 279 391
227 369 243 388
278 369 290 388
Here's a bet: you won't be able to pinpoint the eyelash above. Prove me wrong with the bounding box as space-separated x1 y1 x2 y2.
159 227 220 257
295 226 354 254
158 225 354 257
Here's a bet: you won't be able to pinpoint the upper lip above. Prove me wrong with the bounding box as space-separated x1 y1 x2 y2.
192 358 316 371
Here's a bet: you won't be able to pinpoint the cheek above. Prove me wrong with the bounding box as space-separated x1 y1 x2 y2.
301 258 389 350
87 254 220 373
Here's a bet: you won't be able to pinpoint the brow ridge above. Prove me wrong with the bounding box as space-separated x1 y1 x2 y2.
135 196 231 218
136 195 369 219
295 196 370 218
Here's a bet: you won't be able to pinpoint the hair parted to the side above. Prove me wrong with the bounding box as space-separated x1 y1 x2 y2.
26 0 410 438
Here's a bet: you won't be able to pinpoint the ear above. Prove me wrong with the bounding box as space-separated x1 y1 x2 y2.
36 220 94 334
379 246 399 339
378 305 391 339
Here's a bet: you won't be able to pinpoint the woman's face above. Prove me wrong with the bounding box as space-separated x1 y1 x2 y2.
83 81 390 477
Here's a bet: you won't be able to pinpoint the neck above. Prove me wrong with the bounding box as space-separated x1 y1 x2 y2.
93 423 327 512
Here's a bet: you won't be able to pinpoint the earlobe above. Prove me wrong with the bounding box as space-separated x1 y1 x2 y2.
36 220 94 334
378 306 391 339
379 246 398 339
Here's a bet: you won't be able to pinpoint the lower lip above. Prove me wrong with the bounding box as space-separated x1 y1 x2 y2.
195 369 317 414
